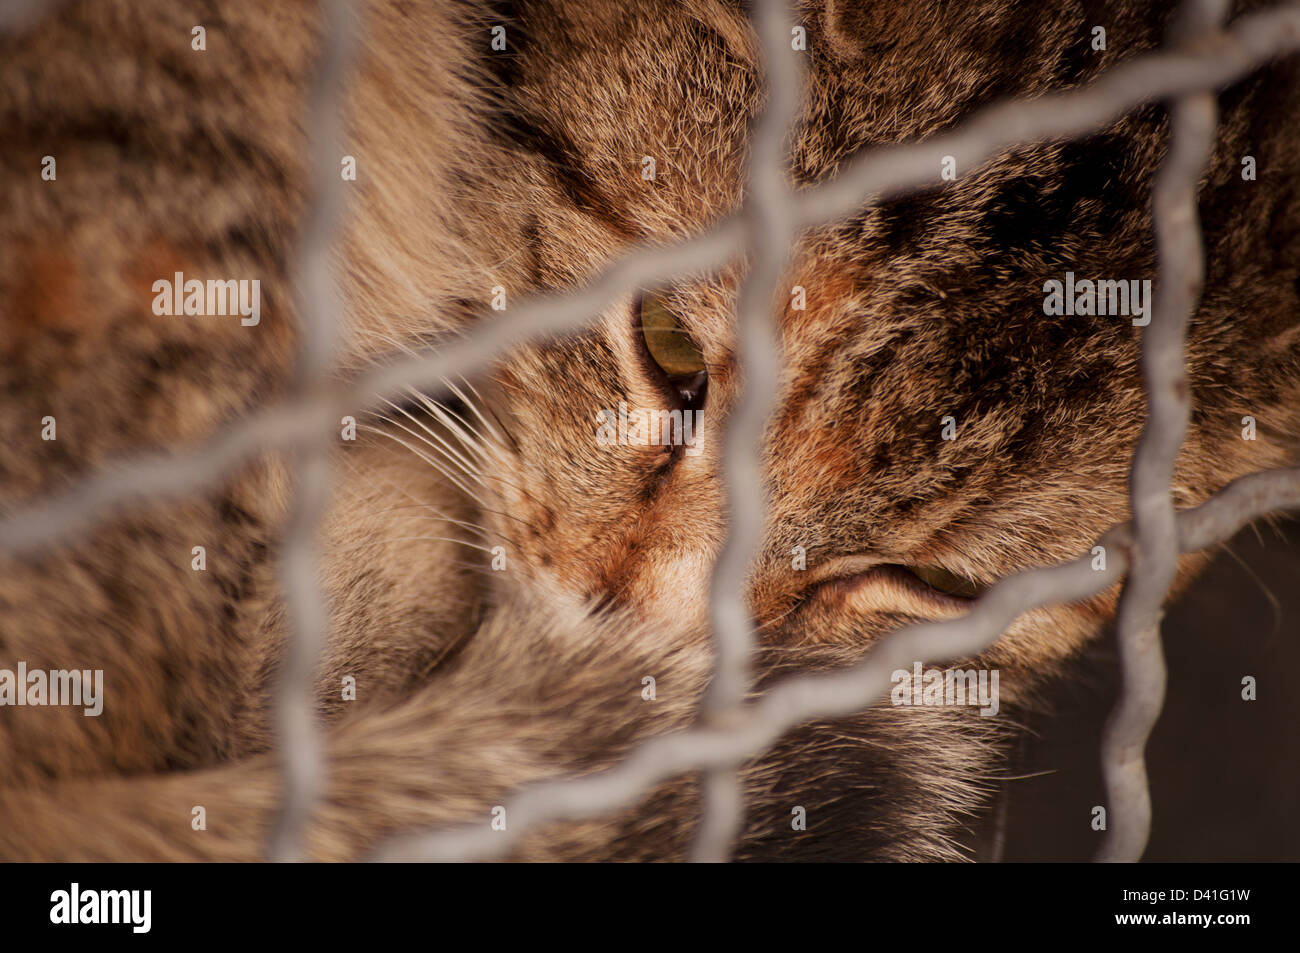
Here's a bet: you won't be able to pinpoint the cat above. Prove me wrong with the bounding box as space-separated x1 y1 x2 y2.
0 0 1297 860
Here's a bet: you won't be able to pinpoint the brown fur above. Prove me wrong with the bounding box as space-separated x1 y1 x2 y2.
0 0 1297 860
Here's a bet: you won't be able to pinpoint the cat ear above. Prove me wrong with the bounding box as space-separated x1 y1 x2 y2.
679 0 758 67
822 0 939 63
822 0 890 63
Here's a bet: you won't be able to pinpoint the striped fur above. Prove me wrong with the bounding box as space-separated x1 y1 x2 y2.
0 0 1297 860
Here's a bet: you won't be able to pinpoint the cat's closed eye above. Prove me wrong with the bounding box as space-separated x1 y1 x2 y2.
801 555 992 620
906 565 988 600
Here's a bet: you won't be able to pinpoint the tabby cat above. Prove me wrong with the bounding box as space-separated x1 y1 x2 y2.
0 0 1297 861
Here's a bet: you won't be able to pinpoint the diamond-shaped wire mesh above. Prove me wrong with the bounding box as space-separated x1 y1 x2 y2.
2 0 1299 863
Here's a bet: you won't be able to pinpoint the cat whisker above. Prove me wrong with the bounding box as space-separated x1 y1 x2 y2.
351 453 535 538
406 388 495 465
331 534 498 558
375 403 487 484
364 423 485 502
367 511 495 541
443 375 505 444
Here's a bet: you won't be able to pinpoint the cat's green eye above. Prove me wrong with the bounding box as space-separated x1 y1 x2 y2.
638 293 708 404
908 565 987 600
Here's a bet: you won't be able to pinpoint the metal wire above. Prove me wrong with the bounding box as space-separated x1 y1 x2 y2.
267 0 359 863
4 0 1300 864
1096 0 1230 865
691 0 802 865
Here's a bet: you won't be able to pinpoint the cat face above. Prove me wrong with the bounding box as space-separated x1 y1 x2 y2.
2 0 1295 863
424 0 1299 695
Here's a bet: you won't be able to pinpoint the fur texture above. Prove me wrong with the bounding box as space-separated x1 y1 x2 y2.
0 0 1297 860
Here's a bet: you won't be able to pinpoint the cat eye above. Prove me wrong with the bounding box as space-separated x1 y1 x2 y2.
906 565 987 600
637 292 708 406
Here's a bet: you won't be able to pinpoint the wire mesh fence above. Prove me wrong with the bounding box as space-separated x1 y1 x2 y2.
3 0 1299 863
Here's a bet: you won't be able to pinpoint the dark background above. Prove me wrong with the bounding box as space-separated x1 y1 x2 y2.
977 518 1299 861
